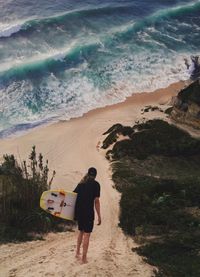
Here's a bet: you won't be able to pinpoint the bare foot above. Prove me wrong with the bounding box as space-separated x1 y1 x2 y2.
81 259 88 264
75 253 81 260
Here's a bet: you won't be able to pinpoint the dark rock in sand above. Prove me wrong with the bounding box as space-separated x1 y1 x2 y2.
171 80 200 129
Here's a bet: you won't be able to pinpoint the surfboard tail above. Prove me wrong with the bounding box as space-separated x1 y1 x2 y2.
40 190 77 221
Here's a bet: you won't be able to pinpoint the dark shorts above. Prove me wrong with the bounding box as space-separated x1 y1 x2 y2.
78 219 94 233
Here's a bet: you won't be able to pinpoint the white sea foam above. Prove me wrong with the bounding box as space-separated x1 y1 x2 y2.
51 52 67 62
0 43 77 73
0 41 198 138
45 52 189 121
0 37 103 74
191 23 200 31
0 52 189 128
97 51 190 95
137 31 167 48
0 23 24 38
162 33 186 43
152 0 200 19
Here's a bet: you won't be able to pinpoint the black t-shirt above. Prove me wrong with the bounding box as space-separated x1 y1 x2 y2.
74 179 100 221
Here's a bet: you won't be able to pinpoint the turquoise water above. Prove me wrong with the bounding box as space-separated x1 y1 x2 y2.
0 0 200 137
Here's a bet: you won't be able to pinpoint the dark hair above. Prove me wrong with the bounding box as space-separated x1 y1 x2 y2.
80 167 97 184
88 167 97 177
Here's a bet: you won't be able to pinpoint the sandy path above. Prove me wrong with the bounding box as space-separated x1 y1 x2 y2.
0 82 185 277
0 117 153 277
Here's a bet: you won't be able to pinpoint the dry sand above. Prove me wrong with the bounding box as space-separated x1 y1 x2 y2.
0 81 185 277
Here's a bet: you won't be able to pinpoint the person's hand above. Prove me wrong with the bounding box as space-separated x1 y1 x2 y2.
97 216 101 225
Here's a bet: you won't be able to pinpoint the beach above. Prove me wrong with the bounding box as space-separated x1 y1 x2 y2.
0 81 186 277
1 0 200 274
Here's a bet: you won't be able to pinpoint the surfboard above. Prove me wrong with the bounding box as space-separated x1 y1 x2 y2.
40 190 77 221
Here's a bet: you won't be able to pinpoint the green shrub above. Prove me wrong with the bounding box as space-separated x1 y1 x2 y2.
0 146 70 242
119 178 200 236
102 124 133 149
104 119 200 160
136 232 200 277
178 80 200 105
104 118 200 276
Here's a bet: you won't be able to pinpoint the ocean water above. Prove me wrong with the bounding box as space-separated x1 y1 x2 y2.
0 0 200 138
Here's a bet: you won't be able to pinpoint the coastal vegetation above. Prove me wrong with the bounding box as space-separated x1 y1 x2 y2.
0 146 69 242
102 119 200 277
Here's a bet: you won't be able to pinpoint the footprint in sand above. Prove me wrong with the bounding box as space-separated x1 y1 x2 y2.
45 272 55 276
57 271 66 277
49 247 55 254
39 255 47 264
96 141 101 151
9 268 17 277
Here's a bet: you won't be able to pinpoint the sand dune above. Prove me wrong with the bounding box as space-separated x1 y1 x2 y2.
0 82 185 277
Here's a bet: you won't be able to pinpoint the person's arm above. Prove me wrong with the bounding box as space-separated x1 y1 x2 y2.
73 183 80 193
94 197 101 225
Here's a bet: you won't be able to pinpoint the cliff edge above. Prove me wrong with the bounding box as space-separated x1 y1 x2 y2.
171 80 200 129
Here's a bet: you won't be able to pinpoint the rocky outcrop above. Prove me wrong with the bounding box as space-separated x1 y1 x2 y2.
171 80 200 129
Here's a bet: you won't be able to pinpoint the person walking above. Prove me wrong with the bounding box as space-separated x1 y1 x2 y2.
74 167 101 264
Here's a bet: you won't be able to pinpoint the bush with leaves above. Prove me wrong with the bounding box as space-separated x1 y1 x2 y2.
103 119 200 160
103 119 200 276
0 146 69 242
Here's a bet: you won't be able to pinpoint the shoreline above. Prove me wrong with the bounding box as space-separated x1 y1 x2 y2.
82 80 186 117
0 80 186 141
